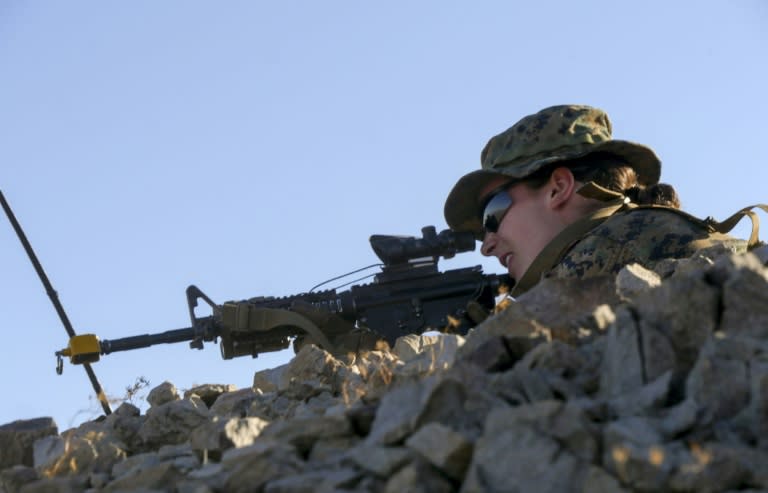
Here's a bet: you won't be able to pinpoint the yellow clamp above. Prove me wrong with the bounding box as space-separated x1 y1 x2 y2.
58 334 102 365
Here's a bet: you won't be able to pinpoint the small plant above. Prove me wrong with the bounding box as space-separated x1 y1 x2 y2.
70 376 151 427
115 376 151 406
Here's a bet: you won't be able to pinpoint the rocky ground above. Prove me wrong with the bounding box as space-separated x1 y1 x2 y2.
2 245 768 493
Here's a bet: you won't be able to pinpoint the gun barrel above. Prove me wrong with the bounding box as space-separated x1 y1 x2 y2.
100 327 200 354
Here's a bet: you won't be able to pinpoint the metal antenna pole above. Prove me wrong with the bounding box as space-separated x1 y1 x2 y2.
0 190 112 415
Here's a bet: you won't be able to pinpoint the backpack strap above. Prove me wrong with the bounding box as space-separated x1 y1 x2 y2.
581 180 768 249
703 204 768 249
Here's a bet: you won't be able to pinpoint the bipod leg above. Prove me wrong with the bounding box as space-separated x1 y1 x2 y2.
0 190 112 416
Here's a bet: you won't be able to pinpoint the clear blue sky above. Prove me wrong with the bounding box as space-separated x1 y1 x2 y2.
2 2 767 429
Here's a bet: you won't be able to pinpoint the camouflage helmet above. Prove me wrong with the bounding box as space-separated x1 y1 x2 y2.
444 104 661 236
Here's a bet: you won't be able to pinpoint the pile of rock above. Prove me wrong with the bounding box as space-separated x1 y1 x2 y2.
2 247 768 492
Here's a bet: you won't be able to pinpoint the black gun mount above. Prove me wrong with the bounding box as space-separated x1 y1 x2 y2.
369 226 476 267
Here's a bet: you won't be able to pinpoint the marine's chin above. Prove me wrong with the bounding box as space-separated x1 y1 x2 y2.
502 253 517 278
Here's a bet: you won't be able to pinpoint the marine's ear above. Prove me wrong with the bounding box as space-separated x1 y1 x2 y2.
546 166 577 210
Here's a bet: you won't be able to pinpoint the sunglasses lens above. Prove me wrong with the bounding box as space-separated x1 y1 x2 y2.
482 189 513 234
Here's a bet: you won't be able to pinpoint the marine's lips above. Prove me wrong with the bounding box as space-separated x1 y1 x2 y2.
501 252 513 271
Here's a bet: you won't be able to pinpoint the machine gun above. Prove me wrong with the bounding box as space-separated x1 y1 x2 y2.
55 226 510 370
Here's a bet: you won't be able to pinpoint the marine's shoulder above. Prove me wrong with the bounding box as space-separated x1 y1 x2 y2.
575 206 735 261
551 206 735 281
595 206 711 237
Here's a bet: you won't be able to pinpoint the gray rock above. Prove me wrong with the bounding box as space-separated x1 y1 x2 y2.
34 428 127 476
184 383 238 408
548 401 601 463
657 398 700 438
578 303 618 342
248 392 301 421
221 440 304 493
279 344 358 396
744 359 768 448
253 365 286 393
369 371 491 444
639 323 677 383
348 349 401 402
631 272 720 373
615 263 662 299
157 441 197 460
713 253 768 339
263 467 362 493
604 415 664 448
607 371 673 418
103 402 144 453
110 402 141 418
654 248 722 279
404 422 472 480
30 435 69 474
13 474 89 493
176 480 216 493
365 376 438 445
686 336 751 423
488 342 597 406
461 276 619 359
348 444 413 477
600 306 645 399
0 465 39 493
459 335 521 372
307 435 361 463
732 446 768 489
456 302 545 360
146 380 180 407
751 244 768 264
89 471 110 489
668 442 751 493
602 417 682 491
392 334 440 362
516 339 602 395
512 366 557 402
515 275 620 333
259 415 353 455
384 460 454 493
580 466 630 493
189 416 270 457
139 397 209 447
111 450 160 479
185 462 227 491
606 442 683 492
103 461 184 493
397 334 464 376
474 399 598 464
462 406 583 493
0 417 58 469
292 390 341 418
208 387 260 418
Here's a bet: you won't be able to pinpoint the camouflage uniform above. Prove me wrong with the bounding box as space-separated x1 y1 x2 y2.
554 208 746 278
516 205 747 296
444 104 750 297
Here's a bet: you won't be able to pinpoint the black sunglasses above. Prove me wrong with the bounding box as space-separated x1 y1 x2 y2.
481 182 516 234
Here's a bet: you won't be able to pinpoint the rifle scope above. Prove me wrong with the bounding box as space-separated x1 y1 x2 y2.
369 225 476 266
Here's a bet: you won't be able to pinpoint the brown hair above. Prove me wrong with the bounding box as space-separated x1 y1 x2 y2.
524 152 681 208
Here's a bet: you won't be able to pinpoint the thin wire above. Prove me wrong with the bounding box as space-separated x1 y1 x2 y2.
308 263 383 293
324 272 379 291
